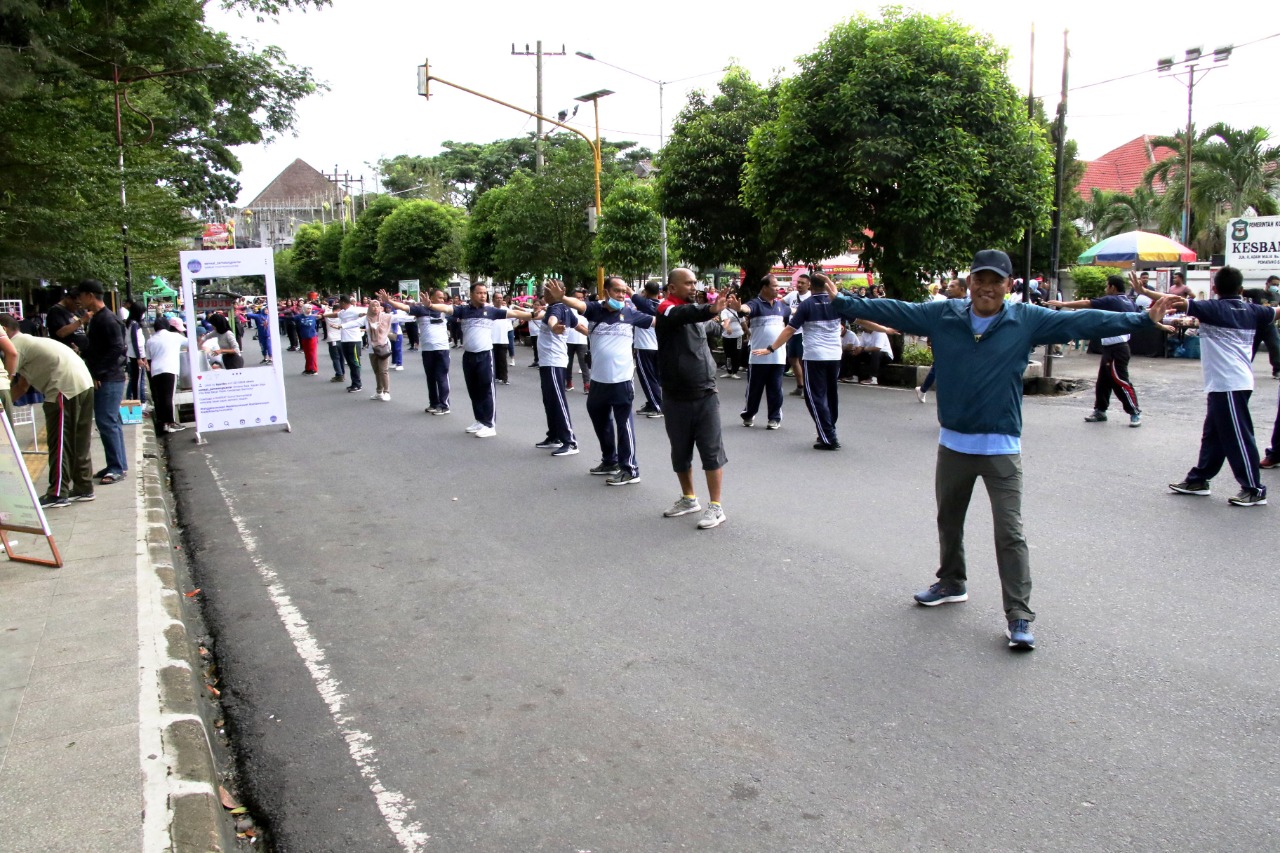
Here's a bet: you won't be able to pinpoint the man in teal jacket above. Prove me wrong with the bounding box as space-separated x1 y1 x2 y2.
828 249 1175 650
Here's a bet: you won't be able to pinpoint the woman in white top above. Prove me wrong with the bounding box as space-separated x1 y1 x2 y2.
720 305 746 378
144 317 189 433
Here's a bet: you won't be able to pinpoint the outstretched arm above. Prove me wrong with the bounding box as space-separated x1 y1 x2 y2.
1045 299 1092 310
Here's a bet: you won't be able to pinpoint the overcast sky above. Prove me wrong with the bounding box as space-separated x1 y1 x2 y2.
208 0 1278 205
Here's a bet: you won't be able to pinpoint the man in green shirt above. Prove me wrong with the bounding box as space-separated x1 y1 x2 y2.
0 314 95 508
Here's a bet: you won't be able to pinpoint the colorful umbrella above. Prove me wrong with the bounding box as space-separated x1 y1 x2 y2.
1077 230 1197 267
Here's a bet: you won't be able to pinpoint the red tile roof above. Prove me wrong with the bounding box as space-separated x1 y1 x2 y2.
1076 136 1176 199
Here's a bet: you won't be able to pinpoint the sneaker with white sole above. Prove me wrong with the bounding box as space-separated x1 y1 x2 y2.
1084 410 1107 422
1169 479 1211 496
915 387 927 403
646 410 664 419
914 580 968 606
589 463 621 476
1129 412 1141 427
1228 487 1267 507
1006 619 1035 650
766 420 781 430
741 414 754 427
696 504 727 529
606 471 641 486
534 438 562 449
380 392 391 402
551 444 579 457
432 407 451 415
663 496 702 517
473 425 497 438
465 422 485 433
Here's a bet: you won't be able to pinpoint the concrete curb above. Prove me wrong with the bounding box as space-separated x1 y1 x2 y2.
137 420 235 852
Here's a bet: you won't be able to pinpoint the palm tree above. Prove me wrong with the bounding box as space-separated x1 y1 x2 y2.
1106 186 1161 234
1145 123 1280 256
1081 188 1121 240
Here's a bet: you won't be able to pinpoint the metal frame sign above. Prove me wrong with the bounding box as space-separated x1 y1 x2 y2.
1226 217 1280 270
178 248 291 442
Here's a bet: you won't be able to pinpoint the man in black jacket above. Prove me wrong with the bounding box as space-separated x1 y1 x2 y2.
655 268 739 529
76 280 129 484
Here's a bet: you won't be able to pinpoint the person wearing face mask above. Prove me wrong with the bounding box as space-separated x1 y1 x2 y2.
559 277 655 485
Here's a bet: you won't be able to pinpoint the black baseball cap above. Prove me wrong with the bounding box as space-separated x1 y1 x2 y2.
970 250 1012 279
73 279 105 297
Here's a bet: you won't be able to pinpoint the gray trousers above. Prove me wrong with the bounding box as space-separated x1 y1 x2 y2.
935 445 1033 621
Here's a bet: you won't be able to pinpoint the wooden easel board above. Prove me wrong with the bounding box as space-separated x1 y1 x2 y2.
0 411 61 567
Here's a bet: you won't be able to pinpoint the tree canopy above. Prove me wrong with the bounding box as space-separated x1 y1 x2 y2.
743 9 1053 298
0 0 323 282
658 67 782 296
595 178 662 284
375 200 465 288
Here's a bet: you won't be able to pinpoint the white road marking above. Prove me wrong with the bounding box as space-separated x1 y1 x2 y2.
203 453 430 851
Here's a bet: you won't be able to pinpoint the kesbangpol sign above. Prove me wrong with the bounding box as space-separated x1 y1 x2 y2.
1226 217 1280 270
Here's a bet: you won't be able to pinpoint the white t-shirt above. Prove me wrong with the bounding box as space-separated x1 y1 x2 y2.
859 329 893 355
490 316 515 345
337 307 366 343
720 308 743 338
145 329 187 376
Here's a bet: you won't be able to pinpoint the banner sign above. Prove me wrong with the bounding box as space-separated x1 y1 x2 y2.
399 279 421 298
178 248 290 441
202 222 233 250
1226 217 1280 270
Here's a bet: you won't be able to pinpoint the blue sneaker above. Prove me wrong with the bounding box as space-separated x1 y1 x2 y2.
1006 619 1035 650
913 580 967 606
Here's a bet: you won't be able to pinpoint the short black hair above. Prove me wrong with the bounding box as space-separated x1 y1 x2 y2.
1214 265 1244 296
469 281 486 293
1106 274 1126 292
1267 275 1280 285
0 313 17 334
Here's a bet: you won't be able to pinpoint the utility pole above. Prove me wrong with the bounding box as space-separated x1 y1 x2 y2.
1045 29 1069 381
1022 23 1036 301
1157 45 1231 248
511 42 566 172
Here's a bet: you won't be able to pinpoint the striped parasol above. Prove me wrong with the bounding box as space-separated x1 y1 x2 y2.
1077 230 1197 267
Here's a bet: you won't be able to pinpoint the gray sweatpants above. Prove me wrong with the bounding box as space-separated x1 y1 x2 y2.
935 445 1033 622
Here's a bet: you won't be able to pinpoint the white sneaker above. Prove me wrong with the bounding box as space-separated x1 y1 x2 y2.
473 425 497 438
370 393 382 400
663 495 702 517
393 365 403 371
697 504 727 529
380 392 391 402
915 386 927 403
465 421 484 433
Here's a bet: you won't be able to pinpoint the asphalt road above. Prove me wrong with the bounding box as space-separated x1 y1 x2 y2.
167 344 1280 853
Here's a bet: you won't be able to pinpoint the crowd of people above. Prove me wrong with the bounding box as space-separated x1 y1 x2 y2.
13 250 1278 653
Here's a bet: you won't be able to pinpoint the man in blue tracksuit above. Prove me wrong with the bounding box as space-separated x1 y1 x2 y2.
630 282 663 418
829 249 1174 651
738 274 790 430
1046 275 1144 426
1167 266 1279 508
757 272 844 449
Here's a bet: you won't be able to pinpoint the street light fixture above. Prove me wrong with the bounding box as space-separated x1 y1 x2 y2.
1157 44 1231 248
575 89 613 295
416 59 609 295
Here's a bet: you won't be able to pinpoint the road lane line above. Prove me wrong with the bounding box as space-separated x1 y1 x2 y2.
203 452 430 852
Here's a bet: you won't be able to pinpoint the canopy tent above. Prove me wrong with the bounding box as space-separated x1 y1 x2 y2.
1078 231 1196 268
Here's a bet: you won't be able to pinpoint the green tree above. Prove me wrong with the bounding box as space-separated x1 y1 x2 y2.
744 9 1053 299
0 0 323 282
272 247 305 297
317 221 345 290
658 66 781 298
595 178 662 283
462 183 511 282
375 200 465 287
492 141 603 287
340 196 403 289
290 223 325 291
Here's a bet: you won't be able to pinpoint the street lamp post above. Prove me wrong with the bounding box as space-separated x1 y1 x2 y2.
1157 45 1231 248
416 60 609 295
574 52 721 283
575 88 614 295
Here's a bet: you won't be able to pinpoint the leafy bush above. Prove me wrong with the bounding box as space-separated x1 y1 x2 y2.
1070 265 1112 300
901 342 934 366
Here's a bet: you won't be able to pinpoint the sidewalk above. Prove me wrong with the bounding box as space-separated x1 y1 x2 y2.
0 419 228 851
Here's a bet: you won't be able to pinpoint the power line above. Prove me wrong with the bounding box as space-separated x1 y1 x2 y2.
1035 30 1280 98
